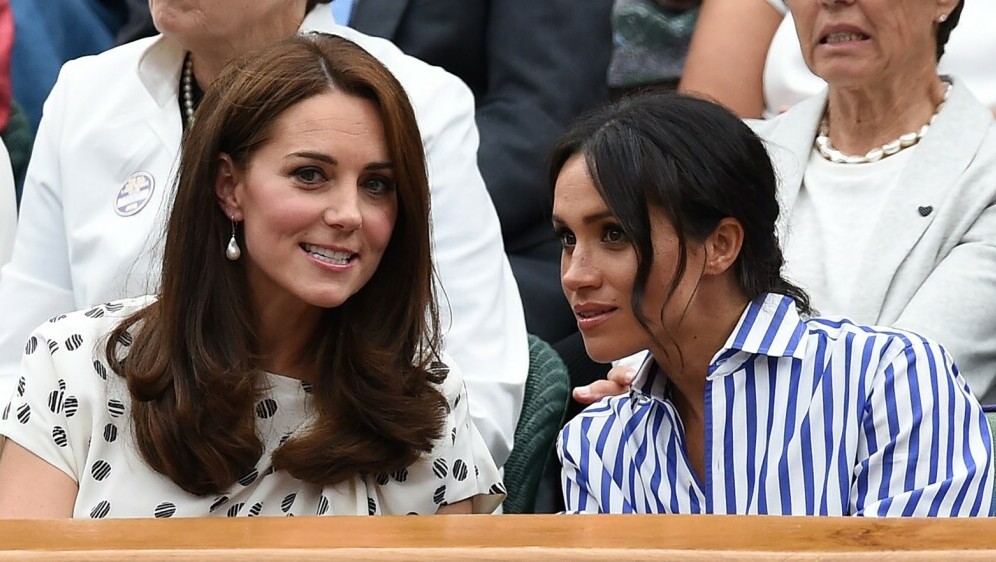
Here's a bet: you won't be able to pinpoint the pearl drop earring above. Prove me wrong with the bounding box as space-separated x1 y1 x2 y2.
226 218 241 261
938 13 948 23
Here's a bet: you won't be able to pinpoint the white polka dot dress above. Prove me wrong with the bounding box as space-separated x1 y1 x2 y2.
0 296 505 518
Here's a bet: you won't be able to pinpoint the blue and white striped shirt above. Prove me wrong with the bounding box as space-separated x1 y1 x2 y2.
558 293 993 516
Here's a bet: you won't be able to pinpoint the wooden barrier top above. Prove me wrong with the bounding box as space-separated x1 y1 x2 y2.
2 514 996 560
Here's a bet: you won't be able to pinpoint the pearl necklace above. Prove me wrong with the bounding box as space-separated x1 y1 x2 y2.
815 81 952 164
181 52 196 128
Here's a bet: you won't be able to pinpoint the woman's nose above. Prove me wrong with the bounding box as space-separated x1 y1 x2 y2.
324 187 363 231
561 248 600 292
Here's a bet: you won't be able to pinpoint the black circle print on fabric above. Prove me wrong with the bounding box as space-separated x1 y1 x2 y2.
65 333 84 351
281 493 296 513
91 460 112 481
432 458 448 479
375 473 390 486
52 426 68 448
16 376 24 397
48 314 66 323
16 403 30 424
117 331 133 347
47 380 66 413
392 468 408 483
24 336 37 355
104 302 124 312
107 399 126 418
209 496 229 513
103 423 118 443
90 500 111 519
317 496 330 515
47 339 59 354
451 426 457 444
238 468 259 486
226 502 244 517
93 360 108 380
248 502 263 516
84 307 105 318
255 399 278 419
2 402 9 421
453 459 468 482
489 483 506 495
63 396 79 418
433 485 446 505
155 502 176 518
367 497 377 515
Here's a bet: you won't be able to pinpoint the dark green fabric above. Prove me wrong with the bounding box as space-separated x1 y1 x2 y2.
503 334 570 514
2 99 33 205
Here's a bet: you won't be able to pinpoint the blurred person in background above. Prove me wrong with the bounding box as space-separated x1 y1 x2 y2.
679 0 996 118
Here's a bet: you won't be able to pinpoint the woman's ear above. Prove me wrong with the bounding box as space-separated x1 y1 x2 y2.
936 0 958 18
703 217 744 276
215 153 244 220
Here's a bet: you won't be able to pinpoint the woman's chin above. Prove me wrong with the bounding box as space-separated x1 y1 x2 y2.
581 339 634 365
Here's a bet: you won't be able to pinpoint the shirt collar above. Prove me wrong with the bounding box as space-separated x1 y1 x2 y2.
721 292 809 361
136 35 186 108
631 293 809 399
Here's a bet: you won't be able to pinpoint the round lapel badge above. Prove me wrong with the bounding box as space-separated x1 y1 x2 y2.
114 171 156 217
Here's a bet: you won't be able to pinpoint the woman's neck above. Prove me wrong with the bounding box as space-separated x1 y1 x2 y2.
184 10 306 89
253 296 323 382
650 279 749 418
824 70 948 156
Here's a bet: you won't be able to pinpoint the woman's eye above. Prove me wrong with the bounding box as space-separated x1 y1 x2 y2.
363 176 395 195
294 167 325 184
603 225 627 244
555 228 576 248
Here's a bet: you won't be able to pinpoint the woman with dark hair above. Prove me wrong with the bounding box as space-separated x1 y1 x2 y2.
551 92 992 515
0 33 503 519
579 0 996 410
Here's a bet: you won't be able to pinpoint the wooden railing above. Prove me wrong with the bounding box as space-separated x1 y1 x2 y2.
1 514 995 560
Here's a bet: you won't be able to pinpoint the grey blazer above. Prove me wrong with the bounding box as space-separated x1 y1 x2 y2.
751 80 996 404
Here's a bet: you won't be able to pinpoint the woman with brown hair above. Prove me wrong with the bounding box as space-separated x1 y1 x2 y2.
0 32 504 518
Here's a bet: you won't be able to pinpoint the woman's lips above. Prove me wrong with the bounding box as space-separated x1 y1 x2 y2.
573 304 617 330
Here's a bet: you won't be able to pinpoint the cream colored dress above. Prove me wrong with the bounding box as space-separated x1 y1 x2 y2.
0 296 505 518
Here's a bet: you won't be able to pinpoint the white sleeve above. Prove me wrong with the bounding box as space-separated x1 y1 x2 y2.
0 137 15 269
0 319 92 483
0 65 78 401
416 69 528 467
434 358 505 514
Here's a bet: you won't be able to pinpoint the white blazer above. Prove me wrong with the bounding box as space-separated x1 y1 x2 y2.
0 9 528 465
751 80 996 404
0 139 14 270
763 2 996 116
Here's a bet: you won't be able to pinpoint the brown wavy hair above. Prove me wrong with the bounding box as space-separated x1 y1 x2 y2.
107 33 447 496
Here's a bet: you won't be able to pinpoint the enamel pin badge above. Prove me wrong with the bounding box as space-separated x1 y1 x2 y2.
115 172 155 217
